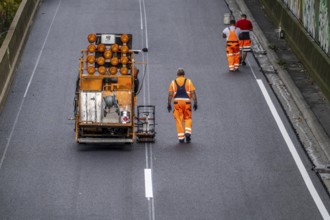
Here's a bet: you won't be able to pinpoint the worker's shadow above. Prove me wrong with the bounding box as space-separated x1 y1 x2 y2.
174 142 195 152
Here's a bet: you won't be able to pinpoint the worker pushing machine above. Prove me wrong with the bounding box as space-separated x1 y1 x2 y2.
167 68 198 143
222 20 241 71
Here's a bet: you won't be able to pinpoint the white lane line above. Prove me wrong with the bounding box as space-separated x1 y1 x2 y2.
139 1 156 220
257 79 330 220
246 58 257 79
145 143 149 168
0 99 24 170
142 0 149 49
24 0 62 98
146 52 151 104
144 169 153 198
139 0 143 30
0 0 62 170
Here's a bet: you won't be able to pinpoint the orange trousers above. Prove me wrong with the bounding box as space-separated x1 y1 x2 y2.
226 42 240 71
173 100 192 140
239 39 252 52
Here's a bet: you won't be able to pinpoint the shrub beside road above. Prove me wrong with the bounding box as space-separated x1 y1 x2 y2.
0 0 22 46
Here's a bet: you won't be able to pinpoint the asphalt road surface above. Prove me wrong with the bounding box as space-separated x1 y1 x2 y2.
0 0 330 219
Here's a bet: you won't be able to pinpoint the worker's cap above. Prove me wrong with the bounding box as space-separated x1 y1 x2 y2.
177 68 185 76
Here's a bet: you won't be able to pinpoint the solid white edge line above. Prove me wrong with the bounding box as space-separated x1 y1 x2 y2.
1 0 62 170
0 99 24 170
246 58 257 79
257 79 330 220
24 0 62 98
144 169 153 198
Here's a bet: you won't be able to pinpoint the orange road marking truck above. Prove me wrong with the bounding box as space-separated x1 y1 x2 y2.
73 33 155 145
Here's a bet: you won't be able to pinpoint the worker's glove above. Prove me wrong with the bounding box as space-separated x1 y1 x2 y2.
193 103 198 111
167 103 172 112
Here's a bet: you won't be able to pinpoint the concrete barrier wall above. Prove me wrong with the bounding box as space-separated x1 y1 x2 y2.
259 0 330 100
0 0 40 112
280 0 330 55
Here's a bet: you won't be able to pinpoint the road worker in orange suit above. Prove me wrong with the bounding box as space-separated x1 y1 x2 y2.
167 68 197 143
222 20 241 71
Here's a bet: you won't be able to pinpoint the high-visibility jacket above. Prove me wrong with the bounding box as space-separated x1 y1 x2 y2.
223 26 240 41
169 76 195 99
223 26 240 71
168 76 195 140
227 28 239 42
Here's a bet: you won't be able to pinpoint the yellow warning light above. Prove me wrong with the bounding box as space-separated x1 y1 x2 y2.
111 44 119 53
87 55 95 64
97 57 105 65
121 34 130 43
121 45 129 54
109 67 117 75
110 57 119 66
87 66 95 75
87 44 96 53
120 56 129 65
88 33 97 43
120 67 128 75
98 66 106 75
104 50 112 59
97 43 106 52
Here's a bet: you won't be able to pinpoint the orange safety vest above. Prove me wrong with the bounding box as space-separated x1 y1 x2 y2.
227 28 239 42
170 77 194 100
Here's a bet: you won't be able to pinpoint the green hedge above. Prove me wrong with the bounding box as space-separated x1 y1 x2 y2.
0 0 22 46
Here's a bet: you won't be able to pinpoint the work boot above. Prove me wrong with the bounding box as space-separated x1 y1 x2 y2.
179 139 184 143
185 133 191 143
242 61 246 66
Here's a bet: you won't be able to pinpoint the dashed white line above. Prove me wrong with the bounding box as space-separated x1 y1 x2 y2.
141 0 149 49
139 0 143 30
144 169 153 198
139 1 155 219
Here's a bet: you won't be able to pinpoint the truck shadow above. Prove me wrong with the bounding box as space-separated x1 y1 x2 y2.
76 143 134 152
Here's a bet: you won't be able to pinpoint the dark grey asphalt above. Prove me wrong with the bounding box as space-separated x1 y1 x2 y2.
0 0 329 219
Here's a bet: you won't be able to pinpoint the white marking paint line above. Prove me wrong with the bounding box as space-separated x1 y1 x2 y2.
139 0 143 30
257 79 330 220
0 0 62 171
142 0 149 49
0 99 23 170
24 0 62 98
246 58 257 79
144 169 153 198
140 2 155 220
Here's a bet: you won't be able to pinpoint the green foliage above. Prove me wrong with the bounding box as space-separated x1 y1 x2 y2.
0 0 22 45
268 43 278 52
276 58 286 66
